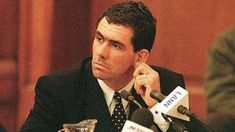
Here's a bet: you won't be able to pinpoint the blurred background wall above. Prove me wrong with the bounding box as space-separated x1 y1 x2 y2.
0 0 235 131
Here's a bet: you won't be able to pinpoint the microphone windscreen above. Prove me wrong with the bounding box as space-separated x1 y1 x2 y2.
120 90 131 100
131 108 154 128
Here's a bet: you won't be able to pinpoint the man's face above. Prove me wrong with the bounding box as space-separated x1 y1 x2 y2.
92 18 138 82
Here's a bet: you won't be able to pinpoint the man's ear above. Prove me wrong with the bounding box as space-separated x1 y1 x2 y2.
135 49 149 64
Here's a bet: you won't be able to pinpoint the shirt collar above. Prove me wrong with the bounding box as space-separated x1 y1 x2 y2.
97 79 134 108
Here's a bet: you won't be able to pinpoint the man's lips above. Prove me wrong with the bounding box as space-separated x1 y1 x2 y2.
93 61 110 70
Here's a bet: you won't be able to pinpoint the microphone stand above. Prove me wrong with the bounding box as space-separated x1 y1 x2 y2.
177 105 215 132
161 113 188 132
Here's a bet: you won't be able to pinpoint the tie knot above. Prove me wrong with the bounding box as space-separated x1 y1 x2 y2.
113 92 122 102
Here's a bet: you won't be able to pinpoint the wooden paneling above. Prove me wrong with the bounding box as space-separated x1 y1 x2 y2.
51 0 90 70
16 0 54 130
0 0 18 59
147 1 235 79
16 0 91 131
0 0 18 131
0 60 17 132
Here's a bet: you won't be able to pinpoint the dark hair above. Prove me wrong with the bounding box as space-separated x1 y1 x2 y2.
96 1 157 52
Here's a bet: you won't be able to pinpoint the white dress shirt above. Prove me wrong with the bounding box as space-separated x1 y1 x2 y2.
97 79 134 117
97 79 169 131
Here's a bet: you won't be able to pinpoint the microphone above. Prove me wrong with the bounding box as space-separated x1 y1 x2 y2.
121 90 186 132
122 108 155 132
150 103 187 132
177 105 196 118
120 90 142 108
151 87 213 132
150 87 196 118
150 86 192 120
131 108 154 128
150 90 165 102
150 89 196 118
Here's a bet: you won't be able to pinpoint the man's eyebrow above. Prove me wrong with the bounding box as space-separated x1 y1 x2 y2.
96 30 125 47
95 31 104 38
110 40 125 47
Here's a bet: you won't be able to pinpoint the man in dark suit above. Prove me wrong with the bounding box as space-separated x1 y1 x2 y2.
21 1 207 132
204 27 235 132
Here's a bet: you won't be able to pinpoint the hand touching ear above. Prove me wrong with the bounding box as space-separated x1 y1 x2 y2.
133 63 161 107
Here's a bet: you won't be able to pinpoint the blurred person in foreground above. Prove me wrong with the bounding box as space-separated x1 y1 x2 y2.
205 27 235 132
21 1 206 132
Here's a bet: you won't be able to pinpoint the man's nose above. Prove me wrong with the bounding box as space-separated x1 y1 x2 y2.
97 43 109 58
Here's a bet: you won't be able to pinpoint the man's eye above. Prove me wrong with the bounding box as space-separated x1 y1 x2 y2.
96 35 104 43
111 43 121 49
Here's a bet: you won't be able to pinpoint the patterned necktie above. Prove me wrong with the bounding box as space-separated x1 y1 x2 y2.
111 92 127 131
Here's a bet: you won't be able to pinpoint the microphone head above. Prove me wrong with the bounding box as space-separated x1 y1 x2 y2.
153 86 190 121
131 108 154 128
150 90 165 102
120 90 133 101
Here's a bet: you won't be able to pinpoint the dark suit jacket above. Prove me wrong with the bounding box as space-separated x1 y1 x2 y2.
20 57 206 132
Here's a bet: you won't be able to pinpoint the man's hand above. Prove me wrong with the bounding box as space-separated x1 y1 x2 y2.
133 63 160 107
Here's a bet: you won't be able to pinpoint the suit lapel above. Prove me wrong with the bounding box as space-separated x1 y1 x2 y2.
83 64 115 131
